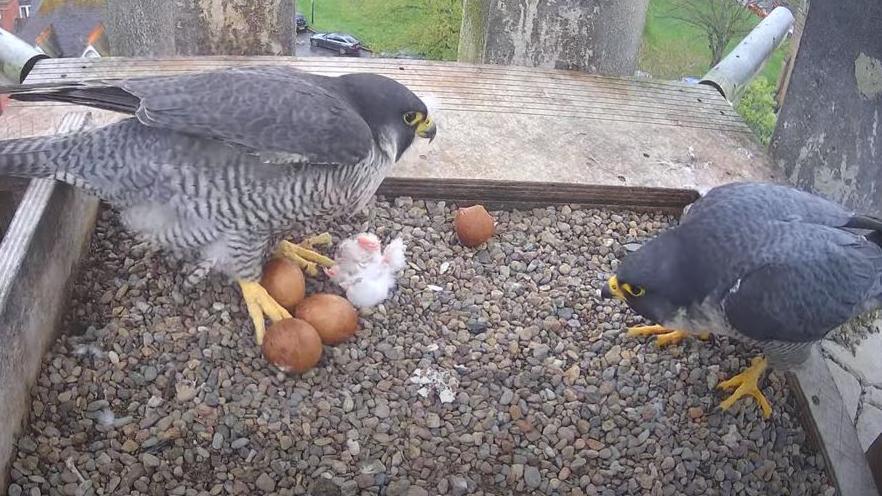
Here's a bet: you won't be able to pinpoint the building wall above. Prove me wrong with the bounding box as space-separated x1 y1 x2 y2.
0 0 21 32
0 0 21 114
769 0 882 214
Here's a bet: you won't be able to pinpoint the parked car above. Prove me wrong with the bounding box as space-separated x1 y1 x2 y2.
295 13 308 32
310 32 361 55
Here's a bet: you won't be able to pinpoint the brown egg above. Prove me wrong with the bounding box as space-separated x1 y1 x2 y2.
294 293 359 345
454 204 495 247
261 258 306 311
262 318 323 374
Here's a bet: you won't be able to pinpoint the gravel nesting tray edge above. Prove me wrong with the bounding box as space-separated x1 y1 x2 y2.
9 198 834 496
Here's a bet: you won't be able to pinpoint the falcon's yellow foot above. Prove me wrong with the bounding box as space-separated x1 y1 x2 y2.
275 233 335 276
627 325 711 347
238 280 292 345
627 325 687 347
718 356 772 418
626 324 673 336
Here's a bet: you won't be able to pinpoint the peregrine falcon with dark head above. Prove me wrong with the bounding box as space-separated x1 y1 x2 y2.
0 64 436 343
601 181 882 417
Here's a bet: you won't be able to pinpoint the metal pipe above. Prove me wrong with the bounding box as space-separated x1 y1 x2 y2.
0 27 48 84
699 6 795 103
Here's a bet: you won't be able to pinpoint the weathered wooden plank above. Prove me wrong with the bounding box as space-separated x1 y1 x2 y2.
4 56 776 196
28 55 734 95
0 112 100 491
18 57 748 132
375 177 698 213
789 348 880 496
26 66 734 116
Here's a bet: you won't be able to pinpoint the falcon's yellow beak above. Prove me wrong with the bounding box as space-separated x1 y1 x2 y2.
601 275 627 301
416 116 436 142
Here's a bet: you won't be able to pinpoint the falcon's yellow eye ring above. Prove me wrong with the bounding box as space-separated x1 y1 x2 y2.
403 111 422 126
622 283 645 297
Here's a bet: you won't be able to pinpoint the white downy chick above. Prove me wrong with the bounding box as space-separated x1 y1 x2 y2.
326 233 407 308
325 233 382 288
382 238 406 272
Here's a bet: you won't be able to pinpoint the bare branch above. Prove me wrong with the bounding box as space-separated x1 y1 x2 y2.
662 0 757 68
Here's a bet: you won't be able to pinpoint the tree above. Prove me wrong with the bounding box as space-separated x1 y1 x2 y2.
666 0 755 68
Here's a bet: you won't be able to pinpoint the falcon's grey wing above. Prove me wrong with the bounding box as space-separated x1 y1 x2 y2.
682 181 882 232
122 66 373 166
7 66 375 167
722 225 882 343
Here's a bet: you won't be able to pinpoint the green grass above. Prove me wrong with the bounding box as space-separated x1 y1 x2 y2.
300 0 461 60
639 0 788 84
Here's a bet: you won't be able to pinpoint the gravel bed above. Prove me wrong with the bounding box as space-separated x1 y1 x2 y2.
9 198 833 496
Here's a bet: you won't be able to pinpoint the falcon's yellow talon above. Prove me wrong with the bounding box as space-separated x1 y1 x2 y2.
718 356 772 418
300 232 333 248
626 324 671 336
627 325 710 347
238 280 292 345
627 325 687 347
275 237 335 276
655 330 689 347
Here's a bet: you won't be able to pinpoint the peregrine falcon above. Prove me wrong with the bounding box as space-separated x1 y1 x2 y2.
601 181 882 417
0 65 436 344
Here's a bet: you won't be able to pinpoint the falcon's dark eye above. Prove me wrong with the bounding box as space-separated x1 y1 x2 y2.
403 111 420 125
624 284 645 297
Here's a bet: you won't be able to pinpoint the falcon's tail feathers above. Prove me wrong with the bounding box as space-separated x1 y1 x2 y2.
0 134 67 179
1 84 139 114
866 230 882 249
845 215 882 248
846 215 882 232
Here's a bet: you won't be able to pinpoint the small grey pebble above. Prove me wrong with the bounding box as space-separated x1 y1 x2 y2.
375 402 391 419
143 366 158 382
405 487 429 496
385 479 410 496
309 478 342 496
255 473 276 492
356 473 375 489
449 476 469 496
17 437 36 453
524 465 541 489
426 413 441 429
467 319 488 334
532 344 550 359
142 453 161 468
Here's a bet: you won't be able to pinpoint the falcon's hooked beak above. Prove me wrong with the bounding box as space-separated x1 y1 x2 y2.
601 275 627 301
416 116 436 143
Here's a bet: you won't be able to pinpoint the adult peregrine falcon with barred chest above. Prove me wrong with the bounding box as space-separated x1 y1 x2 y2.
602 181 882 418
0 65 436 343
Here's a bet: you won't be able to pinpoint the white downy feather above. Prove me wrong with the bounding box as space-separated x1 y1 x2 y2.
327 233 407 308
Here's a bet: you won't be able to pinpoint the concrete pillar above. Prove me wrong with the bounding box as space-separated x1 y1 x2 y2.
775 0 808 108
458 0 649 76
106 0 295 57
769 0 882 213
